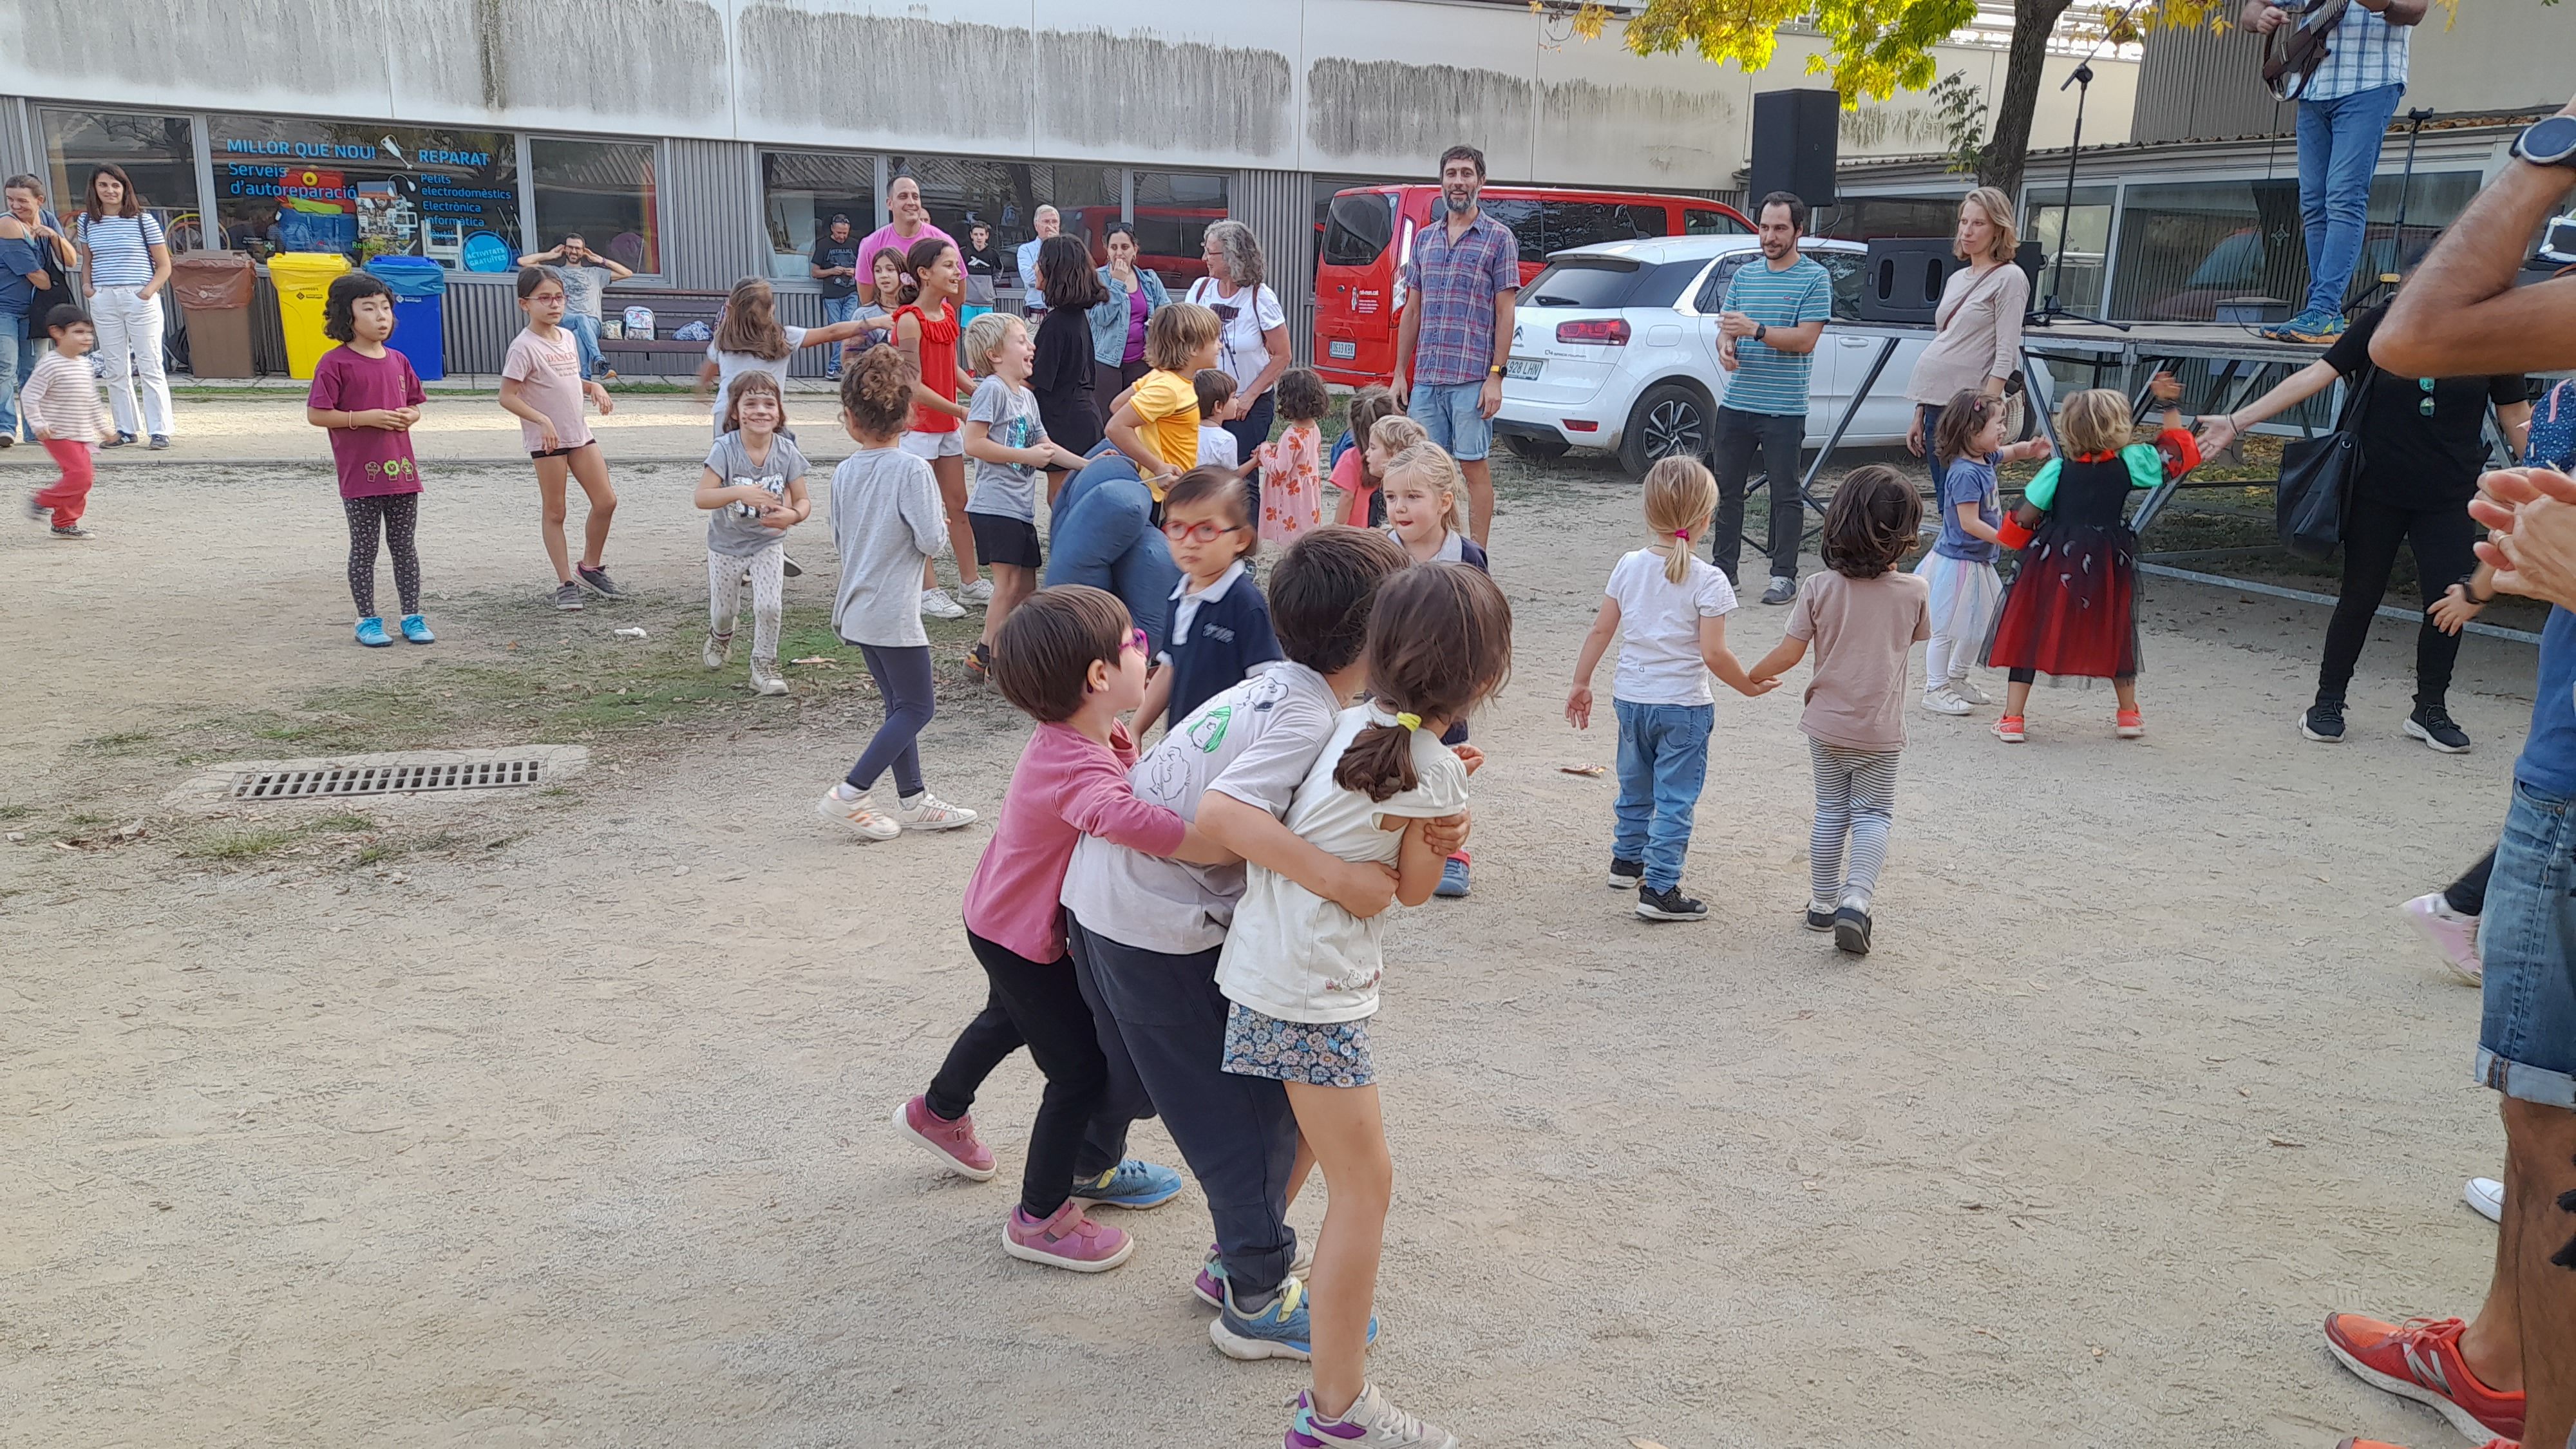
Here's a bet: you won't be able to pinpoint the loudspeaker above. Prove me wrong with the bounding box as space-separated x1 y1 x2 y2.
1859 237 1965 323
1750 89 1839 213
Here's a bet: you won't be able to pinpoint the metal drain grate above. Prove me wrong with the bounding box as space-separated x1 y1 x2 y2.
231 755 549 800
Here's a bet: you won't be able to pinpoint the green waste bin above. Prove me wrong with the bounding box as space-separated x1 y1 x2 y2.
269 252 350 380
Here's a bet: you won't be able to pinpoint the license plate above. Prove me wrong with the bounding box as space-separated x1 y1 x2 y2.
1504 358 1542 381
1327 339 1356 360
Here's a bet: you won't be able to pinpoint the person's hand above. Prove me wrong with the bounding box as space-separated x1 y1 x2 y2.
589 383 615 416
537 421 561 453
32 424 52 442
1736 675 1783 697
1477 375 1503 419
82 281 93 299
1419 810 1472 857
1749 674 1781 693
2427 582 2484 635
394 406 422 429
2148 370 2183 404
1905 410 1924 457
363 408 406 430
1451 744 1484 775
1716 310 1758 341
759 504 799 531
2196 414 2240 455
1566 683 1594 730
1391 374 1409 411
2251 3 2289 32
1718 338 1739 372
139 285 158 302
1323 858 1402 918
2473 469 2576 606
2022 433 2054 463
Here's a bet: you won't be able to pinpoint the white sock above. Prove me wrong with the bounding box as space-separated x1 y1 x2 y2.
832 782 864 802
900 790 926 808
1841 888 1873 913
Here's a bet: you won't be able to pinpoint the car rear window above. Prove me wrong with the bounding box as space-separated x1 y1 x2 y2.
1321 193 1396 268
1520 256 1703 311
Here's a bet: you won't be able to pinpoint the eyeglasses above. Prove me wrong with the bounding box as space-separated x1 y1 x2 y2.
2419 376 2436 417
1124 627 1150 656
1162 519 1246 544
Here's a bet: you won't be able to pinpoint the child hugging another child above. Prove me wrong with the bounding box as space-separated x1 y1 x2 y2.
1747 466 1931 956
1916 390 2050 716
1256 367 1330 547
1133 466 1280 741
1106 301 1223 497
499 265 621 612
961 311 1090 676
304 273 432 647
1329 391 1426 530
1381 441 1489 898
1567 457 1774 922
694 372 810 696
1984 375 2197 744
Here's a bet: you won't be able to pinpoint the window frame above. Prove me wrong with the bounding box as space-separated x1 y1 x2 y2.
526 133 670 282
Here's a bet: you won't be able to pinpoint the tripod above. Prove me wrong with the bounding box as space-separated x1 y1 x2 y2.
2027 12 2134 332
2354 106 2436 311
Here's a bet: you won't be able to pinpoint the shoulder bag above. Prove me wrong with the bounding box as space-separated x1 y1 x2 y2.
2275 364 2371 561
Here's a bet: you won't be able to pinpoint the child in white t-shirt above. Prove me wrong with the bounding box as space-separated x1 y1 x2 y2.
1194 367 1244 473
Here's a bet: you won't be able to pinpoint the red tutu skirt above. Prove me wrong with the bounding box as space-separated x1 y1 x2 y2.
1982 522 2141 680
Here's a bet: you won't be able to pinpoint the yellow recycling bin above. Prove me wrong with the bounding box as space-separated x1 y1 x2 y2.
268 252 350 380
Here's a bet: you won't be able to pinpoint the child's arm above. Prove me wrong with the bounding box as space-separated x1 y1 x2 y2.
307 404 404 430
1198 792 1402 918
2148 370 2184 434
1391 815 1447 908
1060 764 1231 865
1999 435 2052 466
1564 596 1622 729
802 318 869 347
1040 438 1090 471
584 377 614 415
1132 667 1173 741
1746 630 1808 689
762 474 812 531
1104 400 1171 483
1701 614 1779 697
1953 500 2002 545
693 464 767 511
497 377 558 452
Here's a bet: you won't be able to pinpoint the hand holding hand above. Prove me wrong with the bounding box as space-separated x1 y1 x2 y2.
1419 811 1472 857
2148 370 2183 404
2427 582 2483 635
1565 684 1594 730
1736 675 1783 697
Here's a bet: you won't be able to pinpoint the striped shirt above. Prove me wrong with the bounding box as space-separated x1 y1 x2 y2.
19 350 106 441
1718 254 1832 417
2297 1 2408 101
79 212 165 287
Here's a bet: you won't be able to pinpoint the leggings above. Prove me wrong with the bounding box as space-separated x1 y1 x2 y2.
706 544 784 661
846 643 934 798
342 493 422 618
1810 738 1900 908
959 931 1130 1219
2319 487 2480 708
2446 848 2496 916
2008 668 2136 687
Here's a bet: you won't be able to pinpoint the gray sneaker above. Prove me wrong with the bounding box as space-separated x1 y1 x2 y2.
1761 575 1798 606
553 581 585 612
575 564 622 599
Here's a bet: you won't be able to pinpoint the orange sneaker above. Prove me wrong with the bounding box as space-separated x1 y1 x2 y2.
2115 709 2145 738
1993 714 2027 743
2324 1312 2524 1443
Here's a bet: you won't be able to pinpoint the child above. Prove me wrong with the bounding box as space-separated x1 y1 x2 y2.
1133 466 1280 740
815 346 980 840
962 311 1090 674
1985 375 2198 744
1326 390 1408 528
19 304 106 540
696 275 867 435
1213 562 1513 1449
498 265 621 612
844 247 906 370
1566 455 1774 922
305 273 432 647
891 237 983 619
931 585 1209 1271
1194 368 1241 473
1255 366 1329 547
696 372 810 696
1917 390 2050 715
1747 466 1931 956
1381 441 1490 898
1105 301 1222 497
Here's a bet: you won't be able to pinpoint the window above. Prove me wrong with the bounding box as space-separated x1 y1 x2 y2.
39 109 202 252
1540 201 1667 254
1130 171 1229 289
1321 192 1397 269
207 115 516 268
884 156 1121 286
1683 205 1750 236
1479 197 1544 263
1812 249 1868 321
762 149 878 281
2107 171 2480 322
1521 257 1644 310
1692 254 1752 312
1817 194 1965 243
532 139 659 274
2024 184 2116 316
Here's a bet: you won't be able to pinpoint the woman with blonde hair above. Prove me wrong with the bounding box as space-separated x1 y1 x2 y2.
1900 186 2029 492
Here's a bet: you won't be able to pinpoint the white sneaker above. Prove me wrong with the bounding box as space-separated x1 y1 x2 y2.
1949 676 1994 705
1291 1384 1455 1449
1921 686 1975 716
815 786 900 841
703 633 731 669
2400 892 2482 985
919 587 967 620
2465 1176 2504 1224
897 790 978 831
749 657 790 697
958 577 995 606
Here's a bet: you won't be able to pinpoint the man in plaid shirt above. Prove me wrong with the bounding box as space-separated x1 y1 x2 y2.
1395 144 1520 547
2242 0 2426 342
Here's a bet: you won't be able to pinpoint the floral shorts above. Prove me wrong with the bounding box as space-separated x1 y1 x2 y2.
1220 1003 1374 1087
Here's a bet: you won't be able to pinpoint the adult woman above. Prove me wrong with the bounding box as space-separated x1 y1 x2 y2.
2197 294 2531 752
3 175 74 445
1028 233 1106 504
1088 221 1168 404
76 164 173 449
1901 187 2029 490
1185 219 1291 464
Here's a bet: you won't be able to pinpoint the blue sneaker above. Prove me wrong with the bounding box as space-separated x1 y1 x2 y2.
400 614 436 645
1193 1238 1314 1308
1070 1158 1184 1210
2262 308 2342 344
354 617 392 648
1209 1275 1378 1361
1434 857 1469 898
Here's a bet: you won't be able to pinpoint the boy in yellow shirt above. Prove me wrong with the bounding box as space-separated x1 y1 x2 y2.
1106 301 1222 497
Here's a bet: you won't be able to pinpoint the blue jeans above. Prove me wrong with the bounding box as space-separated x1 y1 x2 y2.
0 313 21 441
563 312 604 379
1045 449 1184 656
2295 82 2404 317
821 294 861 374
1407 379 1493 462
2477 780 2576 1108
1611 700 1714 893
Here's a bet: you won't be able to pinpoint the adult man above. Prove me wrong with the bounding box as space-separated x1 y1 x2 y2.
1709 191 1830 605
2241 0 2425 344
1016 205 1061 317
809 213 860 379
2317 95 2576 1449
518 234 632 381
856 176 954 307
1393 144 1519 547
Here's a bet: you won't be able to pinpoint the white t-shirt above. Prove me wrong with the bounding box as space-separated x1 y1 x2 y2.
1215 704 1470 1024
1184 278 1286 391
706 326 806 430
1605 547 1739 706
1197 425 1239 471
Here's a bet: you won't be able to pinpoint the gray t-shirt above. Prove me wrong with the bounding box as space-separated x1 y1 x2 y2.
830 447 949 648
703 431 809 558
557 264 616 320
1060 662 1340 954
964 374 1047 522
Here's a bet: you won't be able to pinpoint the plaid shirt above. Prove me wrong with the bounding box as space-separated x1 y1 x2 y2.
2297 1 2408 102
1401 211 1520 388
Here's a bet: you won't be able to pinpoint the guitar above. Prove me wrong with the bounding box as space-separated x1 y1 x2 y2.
2262 0 2351 102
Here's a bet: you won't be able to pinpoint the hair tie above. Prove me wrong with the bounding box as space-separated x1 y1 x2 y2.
1672 529 1690 541
1394 711 1421 732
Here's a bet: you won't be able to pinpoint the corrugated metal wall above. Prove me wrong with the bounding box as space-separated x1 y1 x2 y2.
2133 24 2291 145
0 99 37 182
1234 168 1316 368
442 279 522 375
664 138 768 291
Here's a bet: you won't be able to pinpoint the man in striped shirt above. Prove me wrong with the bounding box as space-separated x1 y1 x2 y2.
1712 191 1832 605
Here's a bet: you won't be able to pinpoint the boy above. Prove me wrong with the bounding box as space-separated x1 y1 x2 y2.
961 312 1088 674
1193 368 1240 473
306 272 434 646
20 304 106 538
1105 301 1220 496
1132 466 1279 739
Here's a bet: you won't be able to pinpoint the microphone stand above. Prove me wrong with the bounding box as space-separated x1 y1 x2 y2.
2027 10 2133 331
2355 106 2436 311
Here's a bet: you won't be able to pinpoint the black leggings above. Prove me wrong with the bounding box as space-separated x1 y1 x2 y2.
954 931 1129 1219
2445 848 2496 916
2318 488 2479 708
342 493 422 618
846 643 934 798
2008 668 2135 686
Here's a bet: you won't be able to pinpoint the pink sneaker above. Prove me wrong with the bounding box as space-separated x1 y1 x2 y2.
891 1094 997 1181
2400 892 2483 985
1002 1200 1135 1272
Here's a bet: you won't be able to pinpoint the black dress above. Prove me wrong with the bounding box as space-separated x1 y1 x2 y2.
1030 305 1101 456
1983 434 2193 681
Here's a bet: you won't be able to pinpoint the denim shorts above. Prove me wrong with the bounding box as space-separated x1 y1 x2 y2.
1220 1002 1374 1087
2476 779 2576 1108
1407 380 1493 462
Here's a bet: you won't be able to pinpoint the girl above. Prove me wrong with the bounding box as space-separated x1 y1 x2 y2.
1338 411 1430 533
892 236 984 619
305 272 432 647
74 164 171 449
1255 366 1329 547
815 346 979 840
1327 387 1401 527
1132 466 1279 739
1213 562 1512 1449
1566 456 1774 922
1746 466 1931 956
1985 376 2199 744
838 247 906 375
1383 440 1490 898
1104 301 1222 497
498 265 621 613
19 305 106 538
696 276 867 436
1917 390 2050 715
696 372 811 697
963 312 1091 672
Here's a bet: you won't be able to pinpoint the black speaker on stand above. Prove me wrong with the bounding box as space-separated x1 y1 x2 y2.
1858 239 1966 323
1750 89 1839 213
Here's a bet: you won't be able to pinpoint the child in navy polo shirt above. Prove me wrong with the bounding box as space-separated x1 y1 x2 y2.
1132 466 1280 739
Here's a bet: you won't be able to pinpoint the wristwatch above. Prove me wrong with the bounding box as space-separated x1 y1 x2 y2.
1754 323 1770 344
2513 113 2576 171
1488 363 1506 377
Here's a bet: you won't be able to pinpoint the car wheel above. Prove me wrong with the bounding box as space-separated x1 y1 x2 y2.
1618 382 1709 479
1503 433 1571 461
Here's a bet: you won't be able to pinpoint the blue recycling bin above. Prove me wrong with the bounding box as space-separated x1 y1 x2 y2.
364 256 448 381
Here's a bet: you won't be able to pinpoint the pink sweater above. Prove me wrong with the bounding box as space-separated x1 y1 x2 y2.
961 721 1188 962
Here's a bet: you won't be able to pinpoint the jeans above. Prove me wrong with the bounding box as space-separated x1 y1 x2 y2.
2296 82 2405 318
1045 450 1184 656
562 313 603 380
2476 781 2576 1107
10 316 35 441
821 294 861 374
90 285 171 437
1611 700 1714 893
1915 403 1947 495
1710 406 1808 583
0 312 21 440
959 930 1132 1218
846 643 933 798
1406 379 1492 462
2316 484 2479 709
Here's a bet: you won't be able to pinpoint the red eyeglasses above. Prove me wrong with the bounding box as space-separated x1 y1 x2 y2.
1162 519 1246 544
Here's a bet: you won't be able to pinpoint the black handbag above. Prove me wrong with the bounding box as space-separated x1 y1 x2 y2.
2276 365 2372 561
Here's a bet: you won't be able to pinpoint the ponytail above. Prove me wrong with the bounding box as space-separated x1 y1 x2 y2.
1640 455 1719 585
1333 710 1422 802
1329 564 1515 802
1662 526 1695 584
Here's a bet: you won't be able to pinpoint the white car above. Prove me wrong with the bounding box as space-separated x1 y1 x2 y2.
1493 235 1931 478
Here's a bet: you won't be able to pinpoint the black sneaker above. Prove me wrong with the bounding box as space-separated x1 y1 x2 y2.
782 554 804 578
576 564 622 599
1636 884 1708 922
1834 904 1873 956
1607 858 1643 889
1804 902 1837 932
2300 698 2346 743
2405 703 2471 753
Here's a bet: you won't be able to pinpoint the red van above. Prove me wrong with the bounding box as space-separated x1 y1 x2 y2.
1312 185 1752 388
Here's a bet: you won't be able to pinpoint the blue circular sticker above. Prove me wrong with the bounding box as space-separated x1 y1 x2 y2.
461 232 512 272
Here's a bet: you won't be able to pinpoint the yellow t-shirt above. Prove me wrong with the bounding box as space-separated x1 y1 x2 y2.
1128 368 1201 495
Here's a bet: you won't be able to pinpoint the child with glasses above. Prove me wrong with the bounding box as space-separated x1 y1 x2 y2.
1132 466 1281 740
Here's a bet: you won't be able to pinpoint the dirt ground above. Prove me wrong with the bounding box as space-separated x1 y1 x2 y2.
0 396 2538 1448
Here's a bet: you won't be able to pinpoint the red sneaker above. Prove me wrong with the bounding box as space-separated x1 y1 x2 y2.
2324 1312 2524 1443
2115 708 2145 739
1993 714 2027 744
2335 1439 2517 1449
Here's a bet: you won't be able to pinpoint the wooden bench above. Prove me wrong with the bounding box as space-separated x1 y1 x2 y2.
596 289 728 377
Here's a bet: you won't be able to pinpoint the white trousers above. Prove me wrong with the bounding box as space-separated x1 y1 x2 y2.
90 285 172 438
708 544 785 661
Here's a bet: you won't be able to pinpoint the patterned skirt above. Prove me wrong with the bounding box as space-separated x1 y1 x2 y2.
1220 1002 1375 1087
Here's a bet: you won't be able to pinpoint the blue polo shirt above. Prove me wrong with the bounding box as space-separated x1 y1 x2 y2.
1719 254 1833 417
2517 607 2576 799
1160 560 1282 728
